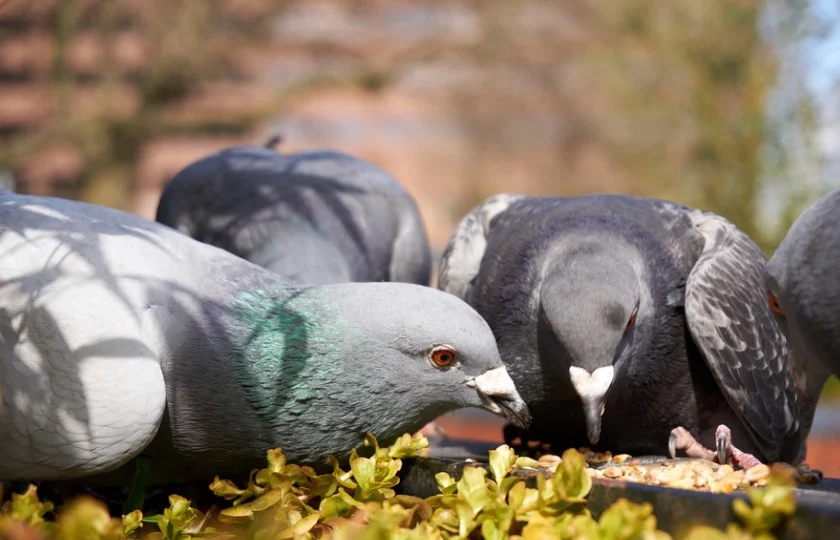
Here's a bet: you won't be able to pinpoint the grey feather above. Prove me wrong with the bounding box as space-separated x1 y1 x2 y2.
0 190 528 485
438 193 804 463
155 146 432 286
438 193 526 299
683 211 799 460
767 188 840 442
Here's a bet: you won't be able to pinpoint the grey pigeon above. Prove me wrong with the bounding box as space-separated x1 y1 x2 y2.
0 191 529 486
438 193 804 467
767 188 840 438
155 144 432 286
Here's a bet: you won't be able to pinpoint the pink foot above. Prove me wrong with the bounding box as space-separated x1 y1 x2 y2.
669 426 717 461
418 421 447 442
715 425 763 469
668 425 764 470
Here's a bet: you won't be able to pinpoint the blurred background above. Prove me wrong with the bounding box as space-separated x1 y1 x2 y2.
0 0 838 471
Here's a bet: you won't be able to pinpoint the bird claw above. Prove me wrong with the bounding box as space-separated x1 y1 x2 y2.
715 425 729 465
668 426 717 461
715 424 763 470
668 430 678 459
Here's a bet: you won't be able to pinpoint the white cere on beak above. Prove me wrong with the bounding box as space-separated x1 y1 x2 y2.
468 366 532 428
569 366 614 403
569 365 614 444
472 366 518 397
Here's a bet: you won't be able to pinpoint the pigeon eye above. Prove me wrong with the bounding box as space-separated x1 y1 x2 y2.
430 346 457 368
625 312 637 333
768 292 784 316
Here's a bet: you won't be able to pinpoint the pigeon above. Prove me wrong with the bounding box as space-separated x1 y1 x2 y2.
767 188 840 439
0 190 530 487
438 193 804 467
155 142 432 287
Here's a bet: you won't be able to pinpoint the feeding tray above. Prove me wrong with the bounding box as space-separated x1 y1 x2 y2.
398 438 840 539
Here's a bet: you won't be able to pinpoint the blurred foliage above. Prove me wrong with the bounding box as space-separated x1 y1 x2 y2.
0 0 293 210
447 0 825 254
819 376 840 402
0 433 801 539
0 0 828 242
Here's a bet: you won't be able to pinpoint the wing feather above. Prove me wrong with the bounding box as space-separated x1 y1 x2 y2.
437 193 526 301
684 212 799 460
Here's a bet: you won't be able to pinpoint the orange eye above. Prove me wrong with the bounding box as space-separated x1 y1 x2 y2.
768 293 784 316
431 346 457 368
625 313 636 332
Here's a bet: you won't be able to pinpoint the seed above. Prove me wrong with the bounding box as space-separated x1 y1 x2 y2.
675 463 690 474
603 467 623 479
624 467 645 482
656 468 685 484
629 465 646 477
666 477 696 490
588 451 613 465
721 470 745 486
745 464 770 483
691 462 714 477
614 454 633 464
716 465 735 479
709 479 737 494
538 454 562 468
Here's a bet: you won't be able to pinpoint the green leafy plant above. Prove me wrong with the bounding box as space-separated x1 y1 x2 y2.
6 484 55 528
684 464 798 540
0 436 801 540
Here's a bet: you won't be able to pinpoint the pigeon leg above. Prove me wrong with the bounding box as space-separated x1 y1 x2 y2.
797 463 824 484
122 455 152 514
668 426 717 461
503 423 536 454
502 424 526 448
418 421 447 443
715 425 763 470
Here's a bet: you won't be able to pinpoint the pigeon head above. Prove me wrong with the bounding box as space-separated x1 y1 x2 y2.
228 282 530 462
326 283 532 430
537 239 648 445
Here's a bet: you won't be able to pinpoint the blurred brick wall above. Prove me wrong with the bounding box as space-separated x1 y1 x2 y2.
0 0 620 252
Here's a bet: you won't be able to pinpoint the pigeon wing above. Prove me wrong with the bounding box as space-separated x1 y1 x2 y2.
437 193 527 301
683 211 800 460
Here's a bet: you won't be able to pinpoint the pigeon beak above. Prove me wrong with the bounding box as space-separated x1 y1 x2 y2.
469 367 532 429
569 365 614 445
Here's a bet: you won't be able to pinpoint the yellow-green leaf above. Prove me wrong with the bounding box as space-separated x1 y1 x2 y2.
219 505 255 519
277 511 321 539
209 477 245 500
266 448 287 473
435 472 458 496
257 489 290 512
457 466 492 515
489 444 516 486
514 457 541 469
351 456 377 493
122 509 144 537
